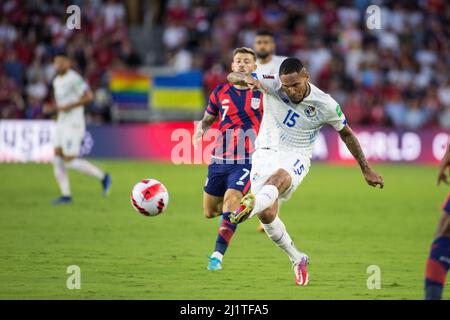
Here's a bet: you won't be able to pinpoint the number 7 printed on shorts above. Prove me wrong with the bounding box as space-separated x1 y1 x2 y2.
293 159 304 176
236 168 250 186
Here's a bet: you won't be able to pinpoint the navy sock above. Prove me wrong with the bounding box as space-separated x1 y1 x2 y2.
214 212 237 255
425 236 450 300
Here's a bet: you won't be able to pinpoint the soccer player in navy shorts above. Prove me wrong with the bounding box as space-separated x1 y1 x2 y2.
192 47 263 270
425 141 450 299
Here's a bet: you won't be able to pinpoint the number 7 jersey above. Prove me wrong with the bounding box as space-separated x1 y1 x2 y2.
255 74 347 159
205 82 264 163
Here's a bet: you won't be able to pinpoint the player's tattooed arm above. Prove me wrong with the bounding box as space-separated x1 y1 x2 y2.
192 112 217 150
227 72 251 86
437 143 450 185
227 72 265 91
339 125 384 188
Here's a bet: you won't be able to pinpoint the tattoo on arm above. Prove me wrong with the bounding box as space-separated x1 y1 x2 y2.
339 126 370 173
227 72 249 86
198 112 217 134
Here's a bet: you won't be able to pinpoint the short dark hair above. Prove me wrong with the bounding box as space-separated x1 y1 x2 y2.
279 58 305 76
256 30 274 38
52 48 68 59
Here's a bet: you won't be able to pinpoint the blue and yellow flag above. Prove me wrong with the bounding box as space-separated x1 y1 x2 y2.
151 71 205 111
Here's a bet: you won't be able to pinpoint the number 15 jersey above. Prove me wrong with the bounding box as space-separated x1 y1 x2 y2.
255 74 347 159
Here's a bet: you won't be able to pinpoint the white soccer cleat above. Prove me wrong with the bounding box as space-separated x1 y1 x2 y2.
293 255 309 286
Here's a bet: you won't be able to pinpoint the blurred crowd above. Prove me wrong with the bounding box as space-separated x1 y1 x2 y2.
162 0 450 129
1 0 449 129
0 0 140 123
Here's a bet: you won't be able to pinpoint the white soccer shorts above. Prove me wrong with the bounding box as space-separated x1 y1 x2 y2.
250 148 311 201
53 123 85 157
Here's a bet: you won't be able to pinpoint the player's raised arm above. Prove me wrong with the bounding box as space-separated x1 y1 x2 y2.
227 72 255 88
338 125 384 188
227 72 270 92
437 143 450 186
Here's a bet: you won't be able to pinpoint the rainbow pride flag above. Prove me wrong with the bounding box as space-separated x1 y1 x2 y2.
151 71 204 111
110 71 150 109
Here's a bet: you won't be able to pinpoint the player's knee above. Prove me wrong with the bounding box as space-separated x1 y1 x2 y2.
266 169 291 191
223 193 242 212
203 207 219 219
63 155 76 162
436 211 450 237
54 148 63 157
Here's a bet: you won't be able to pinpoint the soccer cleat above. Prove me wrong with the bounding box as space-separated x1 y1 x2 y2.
230 193 255 224
293 255 309 286
51 196 73 205
102 173 112 196
207 256 222 271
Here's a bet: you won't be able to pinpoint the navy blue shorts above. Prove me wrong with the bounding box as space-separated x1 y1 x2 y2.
204 163 252 197
442 193 450 215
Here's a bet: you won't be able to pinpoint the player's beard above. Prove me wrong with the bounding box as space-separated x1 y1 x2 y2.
56 67 69 75
256 51 270 60
290 96 302 104
289 85 309 104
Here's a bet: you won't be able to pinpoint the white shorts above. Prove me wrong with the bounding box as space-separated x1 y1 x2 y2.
53 123 85 157
250 148 311 201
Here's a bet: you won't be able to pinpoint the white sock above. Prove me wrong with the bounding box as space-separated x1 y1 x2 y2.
53 155 71 196
66 159 105 180
249 185 279 218
262 216 303 264
211 251 223 262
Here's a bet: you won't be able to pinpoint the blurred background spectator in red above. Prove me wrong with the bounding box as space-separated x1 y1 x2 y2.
0 0 448 129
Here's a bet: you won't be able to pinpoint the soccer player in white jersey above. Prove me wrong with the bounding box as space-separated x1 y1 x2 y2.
254 30 287 76
253 30 287 232
44 52 111 205
226 58 384 286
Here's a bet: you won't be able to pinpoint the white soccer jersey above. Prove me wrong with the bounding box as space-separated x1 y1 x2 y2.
255 74 347 159
52 69 89 127
256 55 287 76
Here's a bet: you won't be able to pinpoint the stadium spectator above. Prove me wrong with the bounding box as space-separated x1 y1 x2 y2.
0 0 139 124
0 0 449 129
172 0 448 129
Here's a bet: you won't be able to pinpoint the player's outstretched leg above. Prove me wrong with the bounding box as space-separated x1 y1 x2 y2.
52 149 72 205
231 169 291 224
425 202 450 300
65 158 111 196
259 201 309 286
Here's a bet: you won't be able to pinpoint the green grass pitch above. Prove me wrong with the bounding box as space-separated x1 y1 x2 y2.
0 160 448 300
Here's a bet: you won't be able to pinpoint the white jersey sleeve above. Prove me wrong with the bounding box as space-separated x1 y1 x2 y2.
255 73 281 95
321 94 347 131
70 71 89 97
